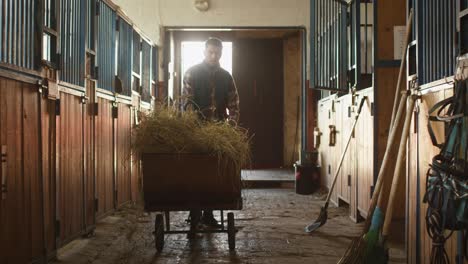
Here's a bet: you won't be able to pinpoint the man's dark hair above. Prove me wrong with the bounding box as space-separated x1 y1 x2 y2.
205 37 223 49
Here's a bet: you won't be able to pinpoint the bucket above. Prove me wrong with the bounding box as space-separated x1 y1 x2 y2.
294 162 321 195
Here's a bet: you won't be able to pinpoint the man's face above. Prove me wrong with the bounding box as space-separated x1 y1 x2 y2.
204 44 222 66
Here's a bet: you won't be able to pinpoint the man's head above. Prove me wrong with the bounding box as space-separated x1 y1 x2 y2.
204 37 223 66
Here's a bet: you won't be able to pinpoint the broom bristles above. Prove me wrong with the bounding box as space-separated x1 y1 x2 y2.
338 207 385 264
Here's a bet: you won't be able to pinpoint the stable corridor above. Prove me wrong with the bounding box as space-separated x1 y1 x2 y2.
53 189 406 264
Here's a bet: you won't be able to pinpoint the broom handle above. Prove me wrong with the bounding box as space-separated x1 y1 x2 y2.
382 95 416 238
363 92 408 231
324 97 367 206
390 8 414 130
390 9 414 129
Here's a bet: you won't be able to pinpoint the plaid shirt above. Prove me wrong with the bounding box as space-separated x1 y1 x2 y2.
183 62 239 122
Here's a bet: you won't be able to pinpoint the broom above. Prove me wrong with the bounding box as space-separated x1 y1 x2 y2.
305 96 367 233
337 8 414 263
339 93 417 263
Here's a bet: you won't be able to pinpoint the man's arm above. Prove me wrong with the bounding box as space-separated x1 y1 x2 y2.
182 69 194 111
227 76 240 122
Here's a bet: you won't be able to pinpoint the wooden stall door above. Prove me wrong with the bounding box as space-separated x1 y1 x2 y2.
407 88 467 264
0 80 44 263
233 39 284 168
332 99 344 205
356 89 374 219
116 102 132 207
56 91 85 245
95 96 115 218
338 95 353 205
318 97 339 206
84 79 96 231
41 95 57 259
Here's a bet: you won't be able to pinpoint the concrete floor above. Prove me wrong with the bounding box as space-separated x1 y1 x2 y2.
53 189 406 264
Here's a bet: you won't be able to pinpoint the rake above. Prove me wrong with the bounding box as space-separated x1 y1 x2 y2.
305 96 367 233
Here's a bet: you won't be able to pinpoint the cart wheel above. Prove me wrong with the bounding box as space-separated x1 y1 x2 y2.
155 214 164 252
227 212 235 250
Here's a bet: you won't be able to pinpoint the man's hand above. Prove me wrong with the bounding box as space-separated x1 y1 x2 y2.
227 119 237 127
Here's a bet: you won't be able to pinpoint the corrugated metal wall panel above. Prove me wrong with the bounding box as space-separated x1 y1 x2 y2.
117 18 132 96
97 0 116 92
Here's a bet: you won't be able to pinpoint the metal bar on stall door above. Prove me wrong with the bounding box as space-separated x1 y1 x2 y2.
331 1 334 88
424 0 428 83
449 0 455 71
431 0 435 82
23 0 27 68
365 2 368 74
442 0 447 78
5 1 14 63
19 0 23 68
328 0 331 89
318 0 322 87
355 1 361 89
310 0 315 88
434 1 438 80
427 0 431 83
0 0 3 62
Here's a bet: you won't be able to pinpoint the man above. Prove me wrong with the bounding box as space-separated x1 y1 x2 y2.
182 37 240 227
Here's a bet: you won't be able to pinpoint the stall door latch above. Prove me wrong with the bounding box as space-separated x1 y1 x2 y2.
329 125 337 146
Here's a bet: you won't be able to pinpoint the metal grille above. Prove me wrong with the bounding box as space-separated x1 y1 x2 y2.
311 0 348 93
117 18 132 96
460 0 468 56
311 0 373 97
87 0 96 51
132 31 140 75
60 0 86 86
141 40 151 102
152 45 159 98
0 0 37 70
410 0 457 85
96 0 116 92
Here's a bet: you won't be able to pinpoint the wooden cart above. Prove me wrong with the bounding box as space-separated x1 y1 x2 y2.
141 153 243 252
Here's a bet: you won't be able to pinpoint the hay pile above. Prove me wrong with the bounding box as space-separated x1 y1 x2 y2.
132 103 251 172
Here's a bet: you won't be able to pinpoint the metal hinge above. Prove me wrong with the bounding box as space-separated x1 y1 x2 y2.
95 198 99 212
112 105 118 119
56 53 61 67
81 95 89 104
348 106 351 118
348 175 351 186
55 220 61 237
414 109 419 133
1 145 7 200
92 103 99 116
328 165 331 175
55 99 61 116
94 66 99 80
